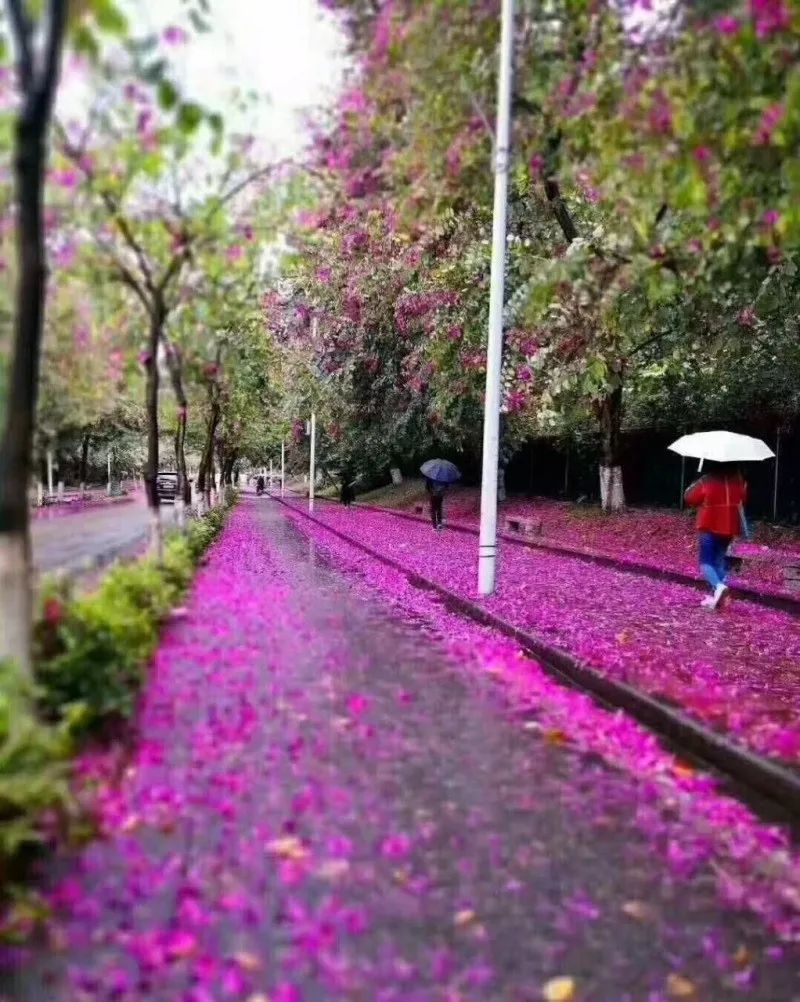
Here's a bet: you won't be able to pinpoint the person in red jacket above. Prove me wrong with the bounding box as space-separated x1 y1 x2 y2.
684 462 749 609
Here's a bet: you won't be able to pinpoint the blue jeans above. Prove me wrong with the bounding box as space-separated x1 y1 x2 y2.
699 532 733 591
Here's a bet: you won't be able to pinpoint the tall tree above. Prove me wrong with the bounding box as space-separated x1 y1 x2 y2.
1 0 75 673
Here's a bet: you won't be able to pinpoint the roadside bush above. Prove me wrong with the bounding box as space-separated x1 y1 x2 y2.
33 501 231 735
1 500 232 915
0 660 77 879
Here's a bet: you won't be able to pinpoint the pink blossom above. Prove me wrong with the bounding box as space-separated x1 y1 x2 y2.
380 833 411 859
754 103 785 145
738 306 757 327
750 0 791 36
714 14 741 34
53 169 79 190
529 154 545 175
163 25 189 45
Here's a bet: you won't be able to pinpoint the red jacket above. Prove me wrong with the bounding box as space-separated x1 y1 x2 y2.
684 473 747 537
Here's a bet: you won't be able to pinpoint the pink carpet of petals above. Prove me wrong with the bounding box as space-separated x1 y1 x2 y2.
8 502 800 1002
282 503 800 944
393 491 800 599
285 499 800 766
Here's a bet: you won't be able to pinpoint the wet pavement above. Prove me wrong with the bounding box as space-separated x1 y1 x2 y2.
32 500 175 579
6 501 799 1001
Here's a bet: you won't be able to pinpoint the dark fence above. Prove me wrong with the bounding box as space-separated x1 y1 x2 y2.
505 422 799 525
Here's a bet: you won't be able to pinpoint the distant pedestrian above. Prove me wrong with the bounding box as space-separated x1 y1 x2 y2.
340 472 355 507
425 477 447 530
684 462 749 610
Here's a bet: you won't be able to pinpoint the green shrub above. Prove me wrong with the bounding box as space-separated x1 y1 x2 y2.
0 502 233 908
0 660 77 872
33 501 232 735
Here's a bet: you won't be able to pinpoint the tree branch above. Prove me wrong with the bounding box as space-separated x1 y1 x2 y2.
6 0 35 91
56 122 158 297
37 0 69 119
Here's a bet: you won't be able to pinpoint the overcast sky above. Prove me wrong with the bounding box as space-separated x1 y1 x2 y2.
60 0 347 162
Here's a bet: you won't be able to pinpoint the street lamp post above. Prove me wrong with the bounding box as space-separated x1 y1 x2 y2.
309 412 317 513
477 0 515 597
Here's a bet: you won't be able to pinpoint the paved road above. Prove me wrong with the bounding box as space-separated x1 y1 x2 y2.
7 502 798 1000
32 499 175 578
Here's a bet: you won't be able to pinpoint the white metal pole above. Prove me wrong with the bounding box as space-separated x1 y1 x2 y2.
281 441 285 497
47 449 54 497
477 0 515 597
773 427 781 522
309 413 316 513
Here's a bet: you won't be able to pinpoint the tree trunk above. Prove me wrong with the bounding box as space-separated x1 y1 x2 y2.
144 305 165 558
79 431 91 494
0 70 61 674
197 402 220 511
598 385 625 512
164 339 190 528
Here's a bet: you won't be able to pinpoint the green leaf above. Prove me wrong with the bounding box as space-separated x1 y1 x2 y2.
189 10 211 33
90 0 128 35
177 102 203 135
70 23 100 59
158 78 179 111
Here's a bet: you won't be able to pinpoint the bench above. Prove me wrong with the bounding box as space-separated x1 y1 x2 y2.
505 516 542 538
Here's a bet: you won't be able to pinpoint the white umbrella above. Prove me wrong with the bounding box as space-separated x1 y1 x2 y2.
669 431 775 464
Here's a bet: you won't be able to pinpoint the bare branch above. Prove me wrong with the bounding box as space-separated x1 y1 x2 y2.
96 234 152 312
56 122 158 297
37 0 69 119
6 0 35 91
156 251 186 297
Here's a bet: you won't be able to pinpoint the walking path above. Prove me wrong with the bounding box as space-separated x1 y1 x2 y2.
7 501 798 1000
278 498 800 768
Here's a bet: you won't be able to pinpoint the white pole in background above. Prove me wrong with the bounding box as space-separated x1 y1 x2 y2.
309 413 317 513
47 449 54 498
281 440 285 497
773 427 781 522
477 0 515 597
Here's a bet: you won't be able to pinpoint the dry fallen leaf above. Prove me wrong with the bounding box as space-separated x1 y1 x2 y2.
621 900 652 921
265 836 307 861
316 858 350 881
120 813 141 833
234 951 262 972
542 976 577 1001
732 944 751 968
666 973 697 998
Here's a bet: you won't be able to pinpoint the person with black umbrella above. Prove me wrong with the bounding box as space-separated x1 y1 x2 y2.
420 459 461 532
